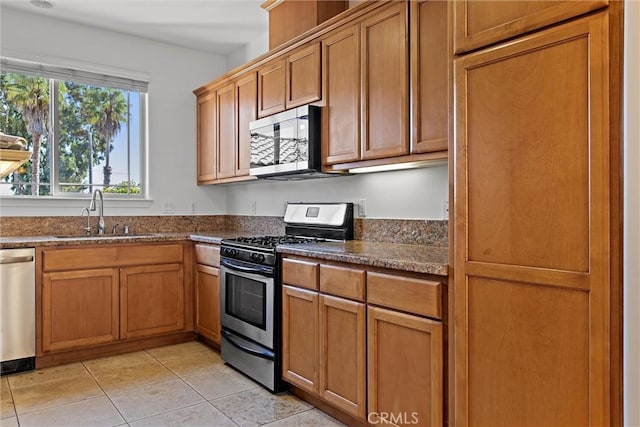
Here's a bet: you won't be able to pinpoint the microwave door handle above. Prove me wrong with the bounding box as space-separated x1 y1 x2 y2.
222 330 275 360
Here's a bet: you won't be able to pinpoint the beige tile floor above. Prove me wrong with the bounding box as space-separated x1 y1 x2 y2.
0 341 344 427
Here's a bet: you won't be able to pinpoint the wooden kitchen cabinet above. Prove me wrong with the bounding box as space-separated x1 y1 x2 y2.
258 43 321 118
410 0 448 154
286 43 322 109
453 11 616 426
194 243 221 344
257 58 286 117
196 90 216 183
453 0 608 54
37 243 191 367
236 72 257 176
282 285 319 394
368 306 443 427
195 71 257 184
216 82 236 180
120 263 185 340
42 268 119 353
322 24 361 165
319 294 366 420
361 2 409 160
283 257 432 423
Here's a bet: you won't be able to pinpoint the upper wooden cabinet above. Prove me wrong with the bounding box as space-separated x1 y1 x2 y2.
453 11 615 426
236 72 257 176
411 0 449 154
453 0 608 53
257 58 286 117
196 71 257 185
361 2 409 160
216 82 236 180
196 0 450 180
258 43 321 118
286 43 322 109
322 24 361 165
196 91 216 184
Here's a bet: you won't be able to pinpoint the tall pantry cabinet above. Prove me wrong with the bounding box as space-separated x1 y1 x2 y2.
451 1 623 426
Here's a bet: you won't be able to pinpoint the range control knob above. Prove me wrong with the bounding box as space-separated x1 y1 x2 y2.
223 248 237 257
251 253 265 263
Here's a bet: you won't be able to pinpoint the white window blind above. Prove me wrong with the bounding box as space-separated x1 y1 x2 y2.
0 57 148 92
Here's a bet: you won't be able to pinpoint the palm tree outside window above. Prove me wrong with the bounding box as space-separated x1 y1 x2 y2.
0 57 146 197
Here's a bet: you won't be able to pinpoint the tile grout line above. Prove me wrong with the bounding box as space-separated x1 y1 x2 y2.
144 348 245 426
4 377 20 427
81 360 128 427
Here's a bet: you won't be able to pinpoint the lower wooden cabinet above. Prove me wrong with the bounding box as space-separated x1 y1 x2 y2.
120 263 185 340
368 306 443 427
39 243 189 356
195 264 220 344
319 294 366 419
42 268 119 353
282 255 445 425
282 285 319 394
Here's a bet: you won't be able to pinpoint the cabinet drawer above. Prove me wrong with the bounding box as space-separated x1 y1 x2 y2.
282 258 318 290
195 244 220 267
43 244 184 272
367 272 442 319
319 264 365 301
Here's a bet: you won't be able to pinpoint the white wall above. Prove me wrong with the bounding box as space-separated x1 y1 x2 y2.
624 1 640 425
0 7 228 216
226 31 269 71
226 165 449 219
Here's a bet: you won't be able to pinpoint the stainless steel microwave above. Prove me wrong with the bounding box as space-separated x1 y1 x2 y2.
249 105 324 179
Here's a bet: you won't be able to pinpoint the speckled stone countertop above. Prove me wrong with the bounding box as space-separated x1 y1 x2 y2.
0 232 448 276
0 231 261 249
277 240 448 276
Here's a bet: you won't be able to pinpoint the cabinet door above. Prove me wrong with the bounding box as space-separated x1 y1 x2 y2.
368 306 443 427
258 58 286 118
286 43 321 109
236 72 257 177
411 0 448 154
454 0 608 54
322 24 361 165
319 295 366 420
196 91 216 183
217 82 236 179
282 285 319 394
195 264 220 344
361 3 409 160
120 263 185 339
42 268 119 353
453 13 610 426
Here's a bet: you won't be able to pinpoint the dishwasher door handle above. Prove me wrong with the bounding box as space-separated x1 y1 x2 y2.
0 255 34 265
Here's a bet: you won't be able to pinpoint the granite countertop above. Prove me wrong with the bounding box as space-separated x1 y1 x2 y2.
0 230 270 248
0 233 449 276
277 240 449 276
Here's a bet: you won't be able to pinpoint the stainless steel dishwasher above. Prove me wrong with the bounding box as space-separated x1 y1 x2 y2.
1 248 36 375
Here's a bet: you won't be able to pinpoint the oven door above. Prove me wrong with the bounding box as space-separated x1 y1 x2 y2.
220 258 274 349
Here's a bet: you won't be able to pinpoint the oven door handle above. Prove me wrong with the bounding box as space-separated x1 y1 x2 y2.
222 330 275 360
221 258 270 275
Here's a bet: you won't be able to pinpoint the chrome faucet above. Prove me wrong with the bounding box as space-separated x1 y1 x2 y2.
80 207 91 235
89 189 105 235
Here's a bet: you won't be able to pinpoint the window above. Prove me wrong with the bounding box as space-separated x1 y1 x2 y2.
0 58 147 197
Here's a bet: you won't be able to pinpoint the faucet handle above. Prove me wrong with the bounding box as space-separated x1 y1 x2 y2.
80 207 91 235
123 225 130 235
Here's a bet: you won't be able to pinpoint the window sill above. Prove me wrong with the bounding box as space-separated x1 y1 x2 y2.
0 196 154 209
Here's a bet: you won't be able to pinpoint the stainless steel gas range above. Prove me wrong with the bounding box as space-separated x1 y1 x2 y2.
219 202 354 392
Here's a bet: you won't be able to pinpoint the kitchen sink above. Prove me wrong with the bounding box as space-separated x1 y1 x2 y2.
53 233 159 239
